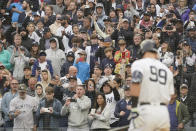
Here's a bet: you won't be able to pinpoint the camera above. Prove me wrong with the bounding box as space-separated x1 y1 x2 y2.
84 5 91 17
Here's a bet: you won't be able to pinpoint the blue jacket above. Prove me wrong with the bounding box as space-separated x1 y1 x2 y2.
32 59 53 81
73 62 90 83
36 98 62 128
114 99 132 126
7 3 23 22
1 91 18 121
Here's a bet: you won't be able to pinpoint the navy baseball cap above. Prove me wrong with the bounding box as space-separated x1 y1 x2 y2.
43 27 51 34
39 51 47 56
67 51 75 57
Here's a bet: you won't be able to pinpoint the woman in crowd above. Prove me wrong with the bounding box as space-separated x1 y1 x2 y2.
40 69 52 92
88 93 111 131
30 41 40 59
158 41 174 67
85 79 97 108
100 81 120 127
26 22 41 43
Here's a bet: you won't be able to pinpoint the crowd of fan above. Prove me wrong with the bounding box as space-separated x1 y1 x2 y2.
0 0 196 130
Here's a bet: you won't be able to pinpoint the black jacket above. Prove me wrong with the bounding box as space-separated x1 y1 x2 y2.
111 28 134 48
39 35 65 51
60 61 74 77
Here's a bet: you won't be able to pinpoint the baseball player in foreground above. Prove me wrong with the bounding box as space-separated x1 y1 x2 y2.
128 39 175 131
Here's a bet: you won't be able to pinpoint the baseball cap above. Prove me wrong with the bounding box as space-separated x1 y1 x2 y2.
116 4 123 10
32 12 40 17
78 50 86 55
39 51 47 57
104 63 113 69
43 27 51 34
67 51 75 57
32 41 39 46
122 18 129 23
180 84 188 89
18 84 27 92
49 37 57 43
104 37 112 43
96 3 104 8
79 28 87 33
103 17 111 22
88 0 95 3
68 76 77 80
143 12 151 16
122 85 130 91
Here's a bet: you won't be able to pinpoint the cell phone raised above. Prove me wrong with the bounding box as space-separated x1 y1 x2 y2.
70 99 76 102
42 108 50 113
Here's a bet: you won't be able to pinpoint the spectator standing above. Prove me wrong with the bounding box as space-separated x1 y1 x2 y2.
36 86 62 131
32 51 53 80
45 37 66 76
61 85 91 131
9 84 37 131
10 46 29 82
1 79 18 130
27 77 37 97
50 0 65 14
168 89 190 131
22 66 32 87
7 34 29 58
60 51 75 77
114 85 132 127
100 81 120 127
73 50 90 83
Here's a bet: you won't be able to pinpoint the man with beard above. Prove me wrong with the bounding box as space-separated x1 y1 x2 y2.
18 0 33 28
51 0 65 14
139 12 153 29
9 84 37 131
186 27 196 53
18 27 33 51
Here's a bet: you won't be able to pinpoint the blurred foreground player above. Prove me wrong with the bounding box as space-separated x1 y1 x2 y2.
128 39 175 131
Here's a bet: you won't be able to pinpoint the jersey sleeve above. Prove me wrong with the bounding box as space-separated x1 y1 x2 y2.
131 61 144 83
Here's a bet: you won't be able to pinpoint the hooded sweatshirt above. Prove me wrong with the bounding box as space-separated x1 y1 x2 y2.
45 38 66 76
0 48 11 70
94 3 107 30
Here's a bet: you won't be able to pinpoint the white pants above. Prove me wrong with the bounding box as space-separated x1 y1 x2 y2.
129 105 170 131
